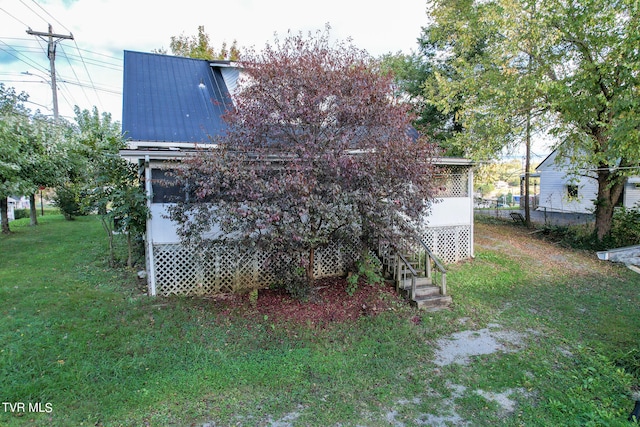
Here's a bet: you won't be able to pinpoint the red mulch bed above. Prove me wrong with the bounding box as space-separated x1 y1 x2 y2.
209 277 402 326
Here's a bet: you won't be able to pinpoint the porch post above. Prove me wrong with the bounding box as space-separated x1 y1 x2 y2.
144 155 157 296
469 166 475 258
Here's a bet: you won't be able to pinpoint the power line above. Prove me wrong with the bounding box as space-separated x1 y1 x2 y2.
24 98 52 111
0 40 50 74
1 3 122 118
71 40 104 110
26 24 74 120
0 7 29 28
58 51 122 70
59 44 93 108
1 37 124 63
0 44 42 53
19 0 48 26
0 36 38 42
75 46 123 62
56 80 78 112
0 42 123 71
25 0 103 109
59 79 121 95
0 79 47 84
29 0 71 33
5 69 122 96
0 36 123 65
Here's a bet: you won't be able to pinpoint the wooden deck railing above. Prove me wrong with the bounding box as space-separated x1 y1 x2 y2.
415 238 447 296
379 234 448 298
395 251 418 300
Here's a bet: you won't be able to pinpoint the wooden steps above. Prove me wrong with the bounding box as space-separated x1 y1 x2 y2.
379 238 451 311
397 281 452 311
412 294 453 311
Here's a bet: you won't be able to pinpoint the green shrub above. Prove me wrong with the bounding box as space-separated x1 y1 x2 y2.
535 206 640 250
13 209 29 220
52 184 83 220
611 205 640 247
346 252 384 296
269 254 310 300
537 223 601 250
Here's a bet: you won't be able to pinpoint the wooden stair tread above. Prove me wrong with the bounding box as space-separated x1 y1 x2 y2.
398 277 433 288
412 295 453 311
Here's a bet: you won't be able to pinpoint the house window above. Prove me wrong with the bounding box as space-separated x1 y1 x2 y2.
151 169 184 203
567 184 578 200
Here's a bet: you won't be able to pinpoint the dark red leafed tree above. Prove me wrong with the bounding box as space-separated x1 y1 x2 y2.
168 27 439 296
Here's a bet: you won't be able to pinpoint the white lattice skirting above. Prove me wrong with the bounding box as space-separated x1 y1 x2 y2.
150 225 472 296
151 240 360 296
420 225 472 264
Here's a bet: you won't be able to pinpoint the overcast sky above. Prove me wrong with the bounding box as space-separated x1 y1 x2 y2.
0 0 429 123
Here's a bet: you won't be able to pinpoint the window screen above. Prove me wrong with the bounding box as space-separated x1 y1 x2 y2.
151 169 184 203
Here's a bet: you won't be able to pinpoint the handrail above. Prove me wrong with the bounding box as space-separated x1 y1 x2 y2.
395 251 418 300
416 238 447 273
379 233 448 299
415 237 447 296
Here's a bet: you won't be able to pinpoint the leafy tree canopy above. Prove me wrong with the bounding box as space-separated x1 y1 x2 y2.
154 25 240 61
57 106 149 267
0 85 71 230
422 0 640 240
0 84 31 233
380 50 464 155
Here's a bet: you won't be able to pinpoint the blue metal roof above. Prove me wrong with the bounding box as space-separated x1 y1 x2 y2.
122 50 233 143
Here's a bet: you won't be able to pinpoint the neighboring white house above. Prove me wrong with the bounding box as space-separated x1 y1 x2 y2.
120 51 475 296
4 198 16 222
536 149 640 214
2 196 30 222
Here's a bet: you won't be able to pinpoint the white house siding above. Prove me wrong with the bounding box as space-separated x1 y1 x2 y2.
5 199 15 221
408 163 475 264
624 180 640 208
423 198 473 264
537 150 640 213
537 168 599 214
146 202 360 295
429 198 472 228
149 204 181 243
219 66 240 101
143 166 361 295
145 203 474 295
536 150 598 214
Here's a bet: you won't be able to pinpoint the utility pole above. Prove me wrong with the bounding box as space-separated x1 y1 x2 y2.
26 24 74 121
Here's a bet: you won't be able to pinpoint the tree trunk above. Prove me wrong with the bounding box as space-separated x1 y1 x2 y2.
127 230 133 269
100 215 115 267
307 246 315 288
29 193 38 226
524 50 533 227
1 197 10 234
594 168 625 242
524 109 532 227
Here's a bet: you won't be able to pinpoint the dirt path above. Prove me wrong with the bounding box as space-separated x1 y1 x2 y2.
474 221 617 278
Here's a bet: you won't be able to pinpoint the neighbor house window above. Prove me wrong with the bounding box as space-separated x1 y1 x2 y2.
567 184 578 200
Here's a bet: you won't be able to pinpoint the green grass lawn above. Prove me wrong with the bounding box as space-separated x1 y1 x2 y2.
1 215 639 426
